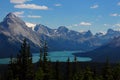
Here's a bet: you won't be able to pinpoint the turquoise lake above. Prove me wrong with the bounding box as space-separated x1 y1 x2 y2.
0 51 92 64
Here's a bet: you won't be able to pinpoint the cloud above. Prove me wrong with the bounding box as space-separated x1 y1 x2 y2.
54 4 62 7
71 22 92 27
25 22 36 30
73 24 79 27
103 24 113 27
104 24 108 26
79 22 92 26
27 15 42 18
14 4 49 10
90 5 99 9
110 13 120 17
10 0 31 4
13 11 24 17
115 24 120 27
118 2 120 6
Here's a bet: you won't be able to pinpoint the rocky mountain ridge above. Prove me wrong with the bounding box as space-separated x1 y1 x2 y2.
0 13 120 58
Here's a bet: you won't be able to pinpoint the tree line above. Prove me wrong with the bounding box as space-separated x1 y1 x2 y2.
1 39 120 80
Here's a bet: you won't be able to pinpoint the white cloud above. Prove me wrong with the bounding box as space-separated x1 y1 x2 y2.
104 24 108 26
10 0 31 4
54 4 62 7
110 13 120 17
110 13 118 17
73 24 79 27
118 2 120 6
90 5 99 9
13 11 24 17
104 24 111 27
71 22 92 27
115 24 120 27
25 22 36 30
27 15 42 18
79 22 92 26
14 4 49 10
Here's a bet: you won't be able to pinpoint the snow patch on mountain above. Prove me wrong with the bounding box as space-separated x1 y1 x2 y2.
25 22 36 30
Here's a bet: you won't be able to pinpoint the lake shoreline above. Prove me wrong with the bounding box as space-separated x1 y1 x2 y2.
0 51 92 64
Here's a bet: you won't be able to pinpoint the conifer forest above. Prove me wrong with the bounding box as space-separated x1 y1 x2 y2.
0 39 119 80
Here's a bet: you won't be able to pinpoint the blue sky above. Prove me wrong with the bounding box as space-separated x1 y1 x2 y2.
0 0 120 34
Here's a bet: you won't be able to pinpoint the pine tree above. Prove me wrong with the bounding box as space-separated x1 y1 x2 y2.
39 47 43 67
36 41 53 80
83 66 93 80
47 59 54 80
55 60 61 80
35 46 44 80
7 55 14 80
35 67 44 80
74 56 77 63
73 56 78 74
72 56 84 80
72 72 84 80
113 63 120 80
17 39 34 80
66 57 72 80
42 42 54 80
102 59 113 80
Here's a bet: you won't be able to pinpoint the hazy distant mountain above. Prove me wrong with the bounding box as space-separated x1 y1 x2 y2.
37 26 120 52
74 36 120 63
33 24 102 51
33 24 120 52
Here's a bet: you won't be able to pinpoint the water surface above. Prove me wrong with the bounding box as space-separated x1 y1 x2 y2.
0 51 92 64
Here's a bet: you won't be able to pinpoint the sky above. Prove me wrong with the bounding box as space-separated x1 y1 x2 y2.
0 0 120 34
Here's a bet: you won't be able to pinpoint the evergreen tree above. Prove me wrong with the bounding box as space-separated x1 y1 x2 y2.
55 60 61 80
73 56 78 74
73 56 84 80
35 46 44 80
83 66 93 80
113 63 120 80
39 47 43 67
72 72 84 80
7 55 14 80
47 59 54 80
102 59 113 80
42 42 54 80
43 41 48 61
35 67 44 80
17 39 34 80
66 57 72 80
74 56 77 63
41 41 50 80
36 41 54 80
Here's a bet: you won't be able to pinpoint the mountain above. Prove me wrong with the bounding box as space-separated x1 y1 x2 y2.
34 24 101 51
104 29 120 39
1 13 120 58
34 23 120 52
0 13 41 57
34 24 55 36
74 36 120 63
0 13 98 57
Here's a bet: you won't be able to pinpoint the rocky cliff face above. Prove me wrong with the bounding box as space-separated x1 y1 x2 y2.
0 13 41 57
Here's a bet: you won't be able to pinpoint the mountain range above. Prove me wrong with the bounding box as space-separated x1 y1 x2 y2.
0 12 120 59
74 36 120 63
